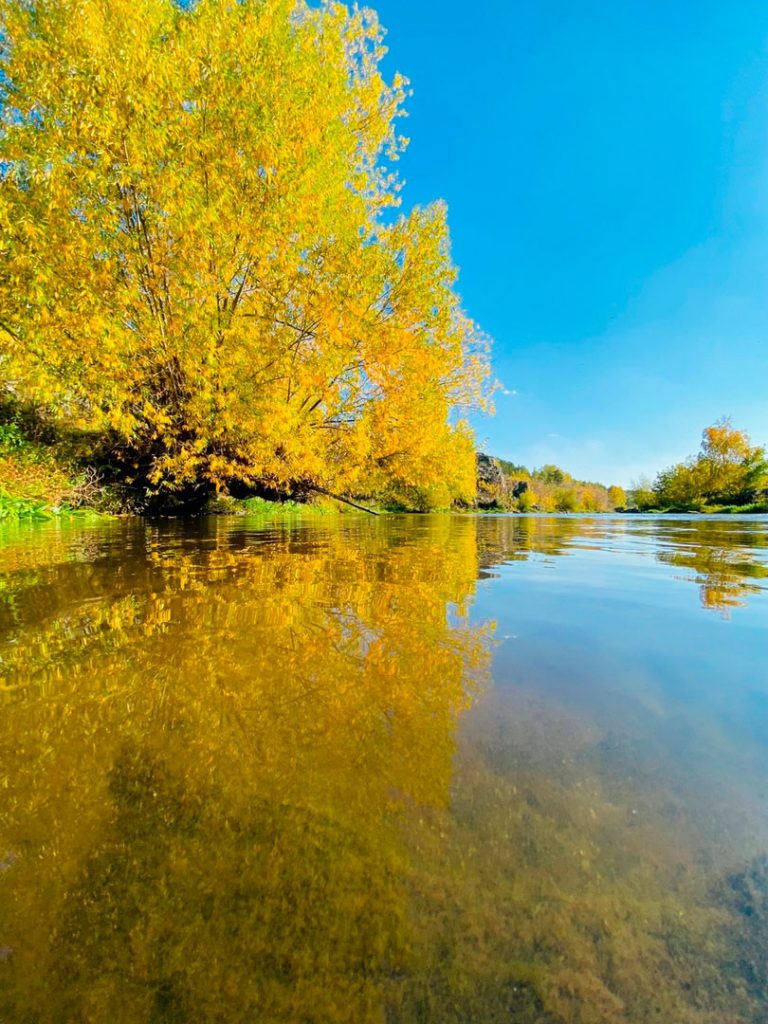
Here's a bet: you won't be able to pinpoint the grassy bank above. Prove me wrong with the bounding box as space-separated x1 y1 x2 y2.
0 492 102 521
630 503 768 515
0 414 108 519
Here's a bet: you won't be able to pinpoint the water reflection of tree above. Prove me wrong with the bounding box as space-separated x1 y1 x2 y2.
470 513 768 616
656 542 768 615
4 515 768 1022
0 517 490 1023
476 515 583 569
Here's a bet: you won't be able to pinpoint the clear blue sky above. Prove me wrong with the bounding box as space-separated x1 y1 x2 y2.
373 0 768 486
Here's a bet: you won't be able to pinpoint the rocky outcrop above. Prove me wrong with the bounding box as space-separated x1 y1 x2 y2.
476 452 512 509
476 452 505 488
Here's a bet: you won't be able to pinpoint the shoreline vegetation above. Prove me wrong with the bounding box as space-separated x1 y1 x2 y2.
475 418 768 516
1 400 767 520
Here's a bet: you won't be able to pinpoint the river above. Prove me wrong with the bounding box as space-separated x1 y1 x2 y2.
1 513 767 1022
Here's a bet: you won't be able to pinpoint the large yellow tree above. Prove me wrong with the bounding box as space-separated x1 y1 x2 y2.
0 0 490 503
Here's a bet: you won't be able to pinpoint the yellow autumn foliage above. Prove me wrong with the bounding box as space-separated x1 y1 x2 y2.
653 419 768 509
0 0 490 502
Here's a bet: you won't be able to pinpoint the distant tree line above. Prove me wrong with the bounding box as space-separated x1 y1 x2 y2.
489 459 626 513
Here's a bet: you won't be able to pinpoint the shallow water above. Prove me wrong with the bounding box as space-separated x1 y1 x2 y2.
1 513 767 1023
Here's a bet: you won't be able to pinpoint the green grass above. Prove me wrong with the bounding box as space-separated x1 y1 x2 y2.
0 421 28 454
205 495 337 518
704 502 768 514
240 497 320 516
628 503 768 515
0 493 52 520
0 490 108 521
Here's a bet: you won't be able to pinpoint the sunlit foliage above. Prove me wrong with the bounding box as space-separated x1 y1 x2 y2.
653 419 768 510
0 0 490 505
534 463 570 486
629 476 657 511
608 484 626 509
489 458 625 513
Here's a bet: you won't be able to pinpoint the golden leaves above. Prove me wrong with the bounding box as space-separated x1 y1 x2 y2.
0 0 491 502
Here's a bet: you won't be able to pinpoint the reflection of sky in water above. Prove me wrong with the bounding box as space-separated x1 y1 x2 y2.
469 514 768 855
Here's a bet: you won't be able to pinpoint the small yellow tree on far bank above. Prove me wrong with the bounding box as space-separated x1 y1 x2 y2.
654 419 767 507
608 485 626 509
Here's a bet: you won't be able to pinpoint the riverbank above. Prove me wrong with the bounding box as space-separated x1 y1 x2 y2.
4 491 767 523
626 503 768 515
0 402 472 519
0 407 368 520
2 419 766 521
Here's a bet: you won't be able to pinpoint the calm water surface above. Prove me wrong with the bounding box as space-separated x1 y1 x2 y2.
1 513 767 1023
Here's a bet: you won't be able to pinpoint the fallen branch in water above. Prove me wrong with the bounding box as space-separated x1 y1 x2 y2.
308 485 380 516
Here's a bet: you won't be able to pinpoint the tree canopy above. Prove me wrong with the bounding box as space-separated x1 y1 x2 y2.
0 0 490 505
652 419 767 509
